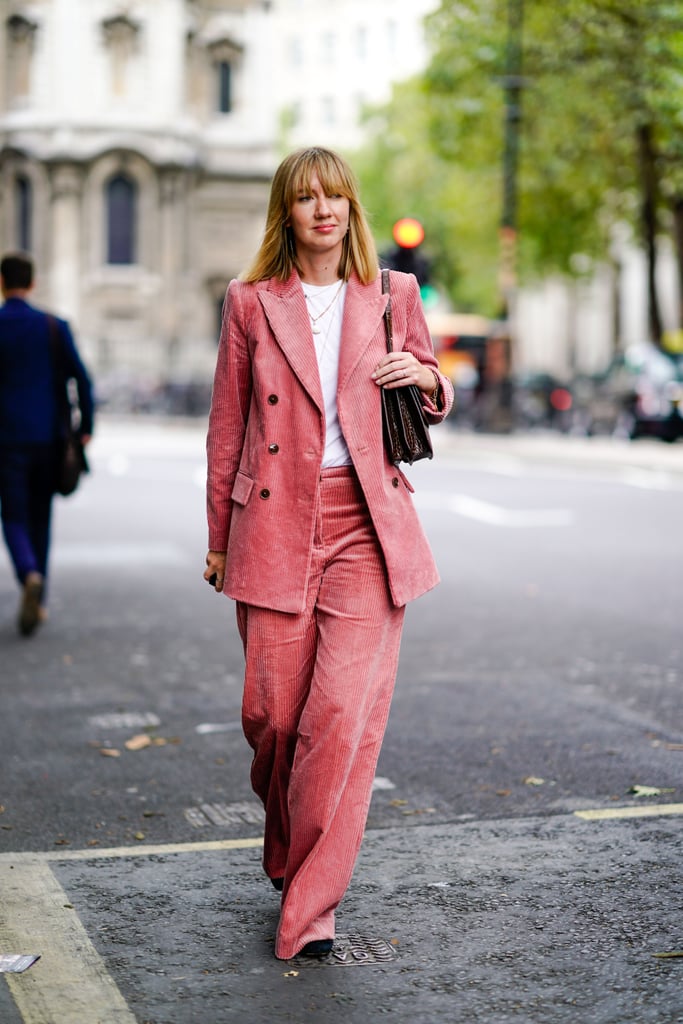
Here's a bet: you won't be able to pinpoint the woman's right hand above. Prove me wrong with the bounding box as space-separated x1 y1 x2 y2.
204 550 227 592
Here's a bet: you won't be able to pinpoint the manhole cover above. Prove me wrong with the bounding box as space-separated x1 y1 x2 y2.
288 934 397 968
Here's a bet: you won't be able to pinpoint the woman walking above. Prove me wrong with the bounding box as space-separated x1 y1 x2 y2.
204 146 453 959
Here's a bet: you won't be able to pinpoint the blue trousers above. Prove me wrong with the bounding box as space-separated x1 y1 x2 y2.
0 444 58 595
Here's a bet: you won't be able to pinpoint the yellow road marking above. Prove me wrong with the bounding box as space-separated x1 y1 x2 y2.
2 809 681 1022
0 835 264 866
1 861 136 1024
575 803 683 821
0 838 264 1023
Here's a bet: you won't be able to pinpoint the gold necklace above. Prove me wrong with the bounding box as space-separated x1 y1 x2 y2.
303 280 344 334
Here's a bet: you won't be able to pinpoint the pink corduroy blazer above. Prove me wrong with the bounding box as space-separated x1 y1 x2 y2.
206 268 454 613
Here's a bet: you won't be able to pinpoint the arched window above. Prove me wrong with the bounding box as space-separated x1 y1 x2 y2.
217 60 232 113
106 174 137 264
15 175 32 251
208 38 242 115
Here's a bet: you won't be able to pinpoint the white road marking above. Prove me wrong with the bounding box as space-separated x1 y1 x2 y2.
195 721 242 734
618 468 683 492
415 492 573 527
89 712 161 730
450 494 573 527
183 802 265 828
106 453 130 476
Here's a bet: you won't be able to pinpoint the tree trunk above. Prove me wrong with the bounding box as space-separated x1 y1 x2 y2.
610 256 622 360
637 123 663 346
672 197 683 330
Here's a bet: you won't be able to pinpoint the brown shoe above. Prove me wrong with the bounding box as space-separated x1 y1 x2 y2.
18 573 44 636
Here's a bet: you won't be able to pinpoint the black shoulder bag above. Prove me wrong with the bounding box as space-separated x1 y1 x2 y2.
380 268 433 465
47 316 89 496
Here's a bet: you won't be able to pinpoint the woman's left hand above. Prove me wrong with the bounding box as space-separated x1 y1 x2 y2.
372 352 435 393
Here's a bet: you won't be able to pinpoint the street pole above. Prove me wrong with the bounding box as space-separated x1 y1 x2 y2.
500 0 523 310
496 0 524 430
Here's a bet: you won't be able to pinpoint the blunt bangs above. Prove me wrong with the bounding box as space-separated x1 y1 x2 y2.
286 149 358 210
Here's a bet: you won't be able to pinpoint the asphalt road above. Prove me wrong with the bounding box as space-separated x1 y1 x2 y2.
1 419 682 1023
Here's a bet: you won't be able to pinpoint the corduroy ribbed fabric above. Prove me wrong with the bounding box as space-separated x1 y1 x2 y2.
237 466 405 959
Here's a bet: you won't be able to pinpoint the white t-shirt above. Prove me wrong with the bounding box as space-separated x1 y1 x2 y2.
302 280 352 467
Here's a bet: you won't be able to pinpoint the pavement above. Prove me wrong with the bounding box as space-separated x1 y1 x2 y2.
1 419 683 1023
2 806 683 1024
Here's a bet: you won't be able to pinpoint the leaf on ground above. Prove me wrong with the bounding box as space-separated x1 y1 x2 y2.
133 831 145 841
389 799 408 807
652 951 683 958
283 970 299 977
524 776 545 786
100 747 121 757
125 734 152 751
629 785 675 797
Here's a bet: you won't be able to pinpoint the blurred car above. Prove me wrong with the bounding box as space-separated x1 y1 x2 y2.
512 372 573 432
571 343 683 442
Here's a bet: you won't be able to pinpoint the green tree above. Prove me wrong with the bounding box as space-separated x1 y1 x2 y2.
353 1 683 334
422 0 683 342
353 80 502 313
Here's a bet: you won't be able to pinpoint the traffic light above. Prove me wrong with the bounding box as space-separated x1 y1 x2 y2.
382 218 438 308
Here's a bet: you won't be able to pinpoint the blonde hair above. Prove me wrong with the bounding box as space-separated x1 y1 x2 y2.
242 147 378 285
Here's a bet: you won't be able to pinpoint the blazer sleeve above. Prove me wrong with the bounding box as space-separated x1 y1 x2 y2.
206 280 253 552
57 317 95 437
399 272 454 422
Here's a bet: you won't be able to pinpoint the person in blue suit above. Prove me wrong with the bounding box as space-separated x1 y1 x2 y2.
0 252 94 635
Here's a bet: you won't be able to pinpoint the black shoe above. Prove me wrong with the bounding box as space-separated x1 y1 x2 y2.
270 877 284 891
18 573 44 637
300 939 333 958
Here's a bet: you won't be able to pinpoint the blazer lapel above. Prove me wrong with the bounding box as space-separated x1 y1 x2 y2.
338 272 388 392
257 274 324 412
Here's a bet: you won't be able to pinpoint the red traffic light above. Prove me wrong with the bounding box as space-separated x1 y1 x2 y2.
392 218 424 249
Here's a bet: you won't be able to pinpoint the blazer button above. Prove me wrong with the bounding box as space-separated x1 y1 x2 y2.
260 488 271 499
268 394 279 405
392 477 400 487
268 443 279 454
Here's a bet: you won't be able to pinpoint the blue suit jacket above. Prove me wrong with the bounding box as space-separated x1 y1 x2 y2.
0 298 94 445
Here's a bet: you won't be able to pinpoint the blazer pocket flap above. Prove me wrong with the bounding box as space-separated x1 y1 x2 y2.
231 471 254 506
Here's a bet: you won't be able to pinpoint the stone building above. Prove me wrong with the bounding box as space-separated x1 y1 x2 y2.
0 0 275 407
271 0 439 152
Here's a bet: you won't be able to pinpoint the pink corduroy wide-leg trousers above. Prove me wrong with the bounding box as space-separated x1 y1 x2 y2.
236 466 405 959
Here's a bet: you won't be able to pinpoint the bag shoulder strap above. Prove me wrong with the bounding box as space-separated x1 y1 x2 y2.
46 315 72 429
381 268 393 353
